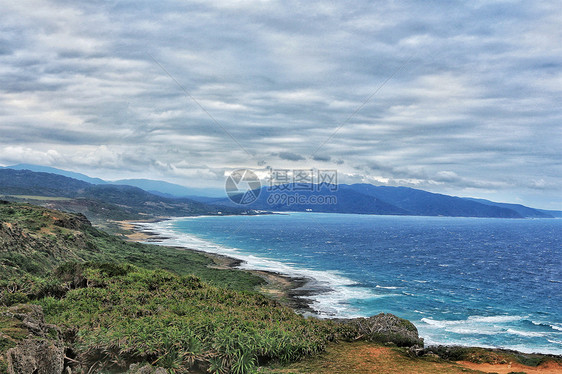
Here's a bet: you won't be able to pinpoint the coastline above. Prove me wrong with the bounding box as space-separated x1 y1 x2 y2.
117 219 320 315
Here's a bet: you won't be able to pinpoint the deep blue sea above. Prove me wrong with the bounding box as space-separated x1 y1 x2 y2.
142 213 562 355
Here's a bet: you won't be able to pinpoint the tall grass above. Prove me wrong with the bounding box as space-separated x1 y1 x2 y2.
36 263 341 373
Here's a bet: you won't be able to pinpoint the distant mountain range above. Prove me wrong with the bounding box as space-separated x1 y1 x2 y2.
213 183 558 219
5 163 108 185
1 164 559 219
4 164 225 198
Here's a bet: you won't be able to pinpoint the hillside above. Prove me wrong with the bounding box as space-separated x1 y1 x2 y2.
3 164 107 185
0 201 262 289
0 169 250 223
464 197 555 218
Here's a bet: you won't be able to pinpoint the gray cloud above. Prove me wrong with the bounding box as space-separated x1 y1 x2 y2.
0 0 560 208
276 152 306 162
312 154 331 162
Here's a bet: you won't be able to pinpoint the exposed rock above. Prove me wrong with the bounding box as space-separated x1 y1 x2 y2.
335 313 424 347
53 213 91 231
127 363 168 374
408 344 425 357
0 223 37 253
2 304 66 374
7 339 65 374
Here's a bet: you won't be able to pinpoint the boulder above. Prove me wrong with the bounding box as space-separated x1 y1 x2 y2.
336 313 424 347
7 339 65 374
2 304 66 374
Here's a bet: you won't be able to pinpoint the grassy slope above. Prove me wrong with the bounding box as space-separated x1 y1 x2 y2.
0 201 262 291
37 263 339 373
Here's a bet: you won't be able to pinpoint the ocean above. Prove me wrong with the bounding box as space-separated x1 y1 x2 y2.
140 213 562 355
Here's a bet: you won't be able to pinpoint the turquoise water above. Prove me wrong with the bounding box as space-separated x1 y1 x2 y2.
143 213 562 354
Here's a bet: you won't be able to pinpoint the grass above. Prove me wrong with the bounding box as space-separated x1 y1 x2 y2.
261 341 477 374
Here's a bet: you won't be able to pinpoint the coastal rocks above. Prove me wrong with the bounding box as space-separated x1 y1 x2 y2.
336 313 424 347
127 363 168 374
1 304 66 374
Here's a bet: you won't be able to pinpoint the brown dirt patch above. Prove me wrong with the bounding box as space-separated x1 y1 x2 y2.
459 360 562 374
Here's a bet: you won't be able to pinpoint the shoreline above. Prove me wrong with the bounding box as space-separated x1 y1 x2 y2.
118 219 321 315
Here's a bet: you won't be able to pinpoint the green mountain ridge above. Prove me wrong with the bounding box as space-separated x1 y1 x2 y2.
2 164 225 198
3 163 107 185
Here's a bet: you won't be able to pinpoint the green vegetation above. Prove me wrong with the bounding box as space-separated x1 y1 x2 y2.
35 263 346 373
0 201 262 291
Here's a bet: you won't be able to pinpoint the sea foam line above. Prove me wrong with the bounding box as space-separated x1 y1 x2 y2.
136 218 376 318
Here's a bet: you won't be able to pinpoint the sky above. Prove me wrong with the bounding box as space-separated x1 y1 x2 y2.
0 0 561 209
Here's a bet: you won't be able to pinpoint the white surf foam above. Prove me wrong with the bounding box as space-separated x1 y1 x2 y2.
467 315 527 323
506 329 547 338
420 317 501 335
419 314 562 354
421 315 526 328
420 315 530 337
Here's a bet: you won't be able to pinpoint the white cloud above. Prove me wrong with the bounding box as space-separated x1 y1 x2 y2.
0 0 560 208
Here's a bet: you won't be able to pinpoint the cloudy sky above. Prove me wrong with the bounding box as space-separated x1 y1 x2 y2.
1 0 561 209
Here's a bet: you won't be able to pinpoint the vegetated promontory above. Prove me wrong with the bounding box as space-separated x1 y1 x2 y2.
0 201 423 373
